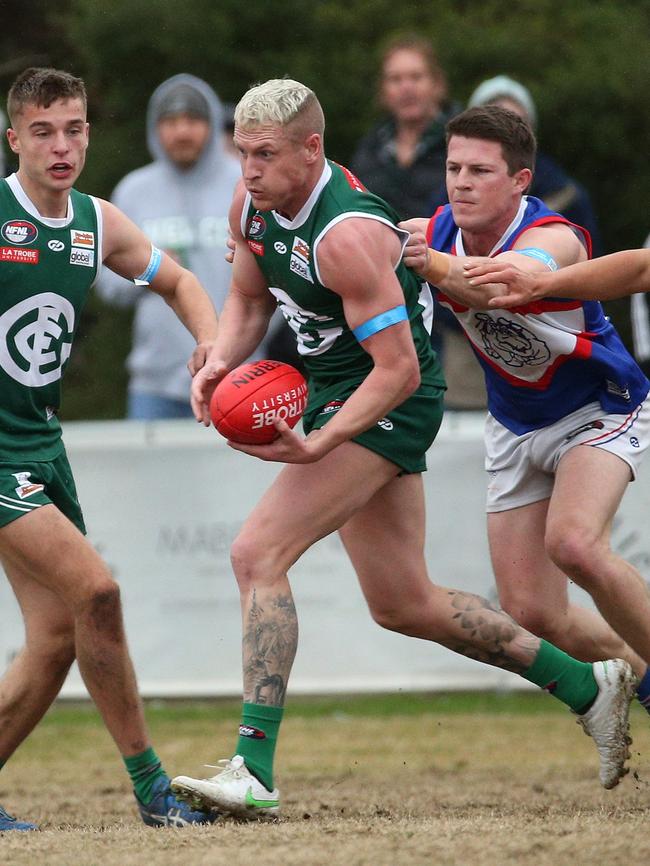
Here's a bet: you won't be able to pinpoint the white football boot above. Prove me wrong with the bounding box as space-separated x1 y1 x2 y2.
577 658 636 789
172 755 280 819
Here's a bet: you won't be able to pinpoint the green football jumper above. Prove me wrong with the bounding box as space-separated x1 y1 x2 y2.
0 175 100 461
243 160 445 472
0 175 101 530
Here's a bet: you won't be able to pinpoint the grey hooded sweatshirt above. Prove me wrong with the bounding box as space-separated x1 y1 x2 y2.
95 73 241 402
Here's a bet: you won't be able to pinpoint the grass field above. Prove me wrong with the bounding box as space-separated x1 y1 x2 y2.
2 692 650 866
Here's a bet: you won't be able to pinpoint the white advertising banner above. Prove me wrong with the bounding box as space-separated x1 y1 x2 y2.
0 413 648 697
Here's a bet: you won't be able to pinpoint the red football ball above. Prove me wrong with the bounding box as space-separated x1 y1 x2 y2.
210 360 308 444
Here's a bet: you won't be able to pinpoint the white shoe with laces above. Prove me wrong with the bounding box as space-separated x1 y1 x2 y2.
577 658 637 789
172 755 280 819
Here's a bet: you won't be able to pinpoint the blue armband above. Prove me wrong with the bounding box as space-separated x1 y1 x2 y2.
517 247 558 271
352 305 408 342
134 245 162 285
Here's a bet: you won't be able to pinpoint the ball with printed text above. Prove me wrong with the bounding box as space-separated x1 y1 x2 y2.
209 360 308 444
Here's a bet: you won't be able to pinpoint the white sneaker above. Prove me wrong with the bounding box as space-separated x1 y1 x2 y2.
577 658 637 789
171 756 280 819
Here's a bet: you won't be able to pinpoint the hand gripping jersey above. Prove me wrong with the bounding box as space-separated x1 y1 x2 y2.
242 161 443 411
428 196 650 434
0 175 101 460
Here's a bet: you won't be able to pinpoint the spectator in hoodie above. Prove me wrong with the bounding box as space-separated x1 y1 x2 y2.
95 74 241 419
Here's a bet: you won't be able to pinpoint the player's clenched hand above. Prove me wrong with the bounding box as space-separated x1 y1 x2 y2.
398 219 431 276
464 260 539 308
191 359 229 425
227 419 325 464
188 340 217 377
225 229 236 264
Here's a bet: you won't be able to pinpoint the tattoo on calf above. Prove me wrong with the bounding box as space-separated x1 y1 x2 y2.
243 589 298 706
445 591 538 674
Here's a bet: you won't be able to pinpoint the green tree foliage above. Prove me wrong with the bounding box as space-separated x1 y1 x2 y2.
2 0 649 417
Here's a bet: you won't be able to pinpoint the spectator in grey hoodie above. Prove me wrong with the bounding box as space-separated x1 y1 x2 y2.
95 74 241 419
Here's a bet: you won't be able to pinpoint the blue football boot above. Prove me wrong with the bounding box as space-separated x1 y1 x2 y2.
0 804 38 831
136 774 218 827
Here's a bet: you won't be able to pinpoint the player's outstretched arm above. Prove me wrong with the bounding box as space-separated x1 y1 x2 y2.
466 247 650 308
399 219 585 310
400 219 503 308
190 183 277 424
99 199 219 363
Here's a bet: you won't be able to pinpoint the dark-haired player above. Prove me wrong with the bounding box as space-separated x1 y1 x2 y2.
0 67 219 830
401 104 650 734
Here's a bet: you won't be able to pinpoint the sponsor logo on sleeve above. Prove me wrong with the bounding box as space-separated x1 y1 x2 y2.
0 247 39 264
1 220 38 245
70 230 95 248
70 247 95 267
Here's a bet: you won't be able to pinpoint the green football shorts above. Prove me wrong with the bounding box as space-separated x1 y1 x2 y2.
303 381 445 474
0 447 86 533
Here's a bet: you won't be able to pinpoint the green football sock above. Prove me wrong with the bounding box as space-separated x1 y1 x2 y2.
235 703 284 791
522 639 598 714
124 747 167 804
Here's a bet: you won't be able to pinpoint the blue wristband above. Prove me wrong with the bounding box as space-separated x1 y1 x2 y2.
352 304 408 342
517 247 558 271
134 245 162 285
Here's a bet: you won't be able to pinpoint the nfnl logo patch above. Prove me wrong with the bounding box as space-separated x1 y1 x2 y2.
2 220 38 245
238 724 266 740
247 214 266 239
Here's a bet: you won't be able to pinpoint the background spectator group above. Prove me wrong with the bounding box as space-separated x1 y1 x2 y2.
0 19 646 419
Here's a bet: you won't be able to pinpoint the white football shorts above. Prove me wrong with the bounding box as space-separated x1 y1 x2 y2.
485 396 650 512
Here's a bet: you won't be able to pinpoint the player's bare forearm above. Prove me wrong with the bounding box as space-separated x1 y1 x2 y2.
230 356 418 465
504 249 650 301
230 351 420 465
401 225 503 309
190 288 274 425
306 345 419 457
163 269 219 345
210 287 273 369
464 249 650 307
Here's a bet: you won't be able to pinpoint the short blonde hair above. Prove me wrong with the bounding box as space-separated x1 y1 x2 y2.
234 78 325 140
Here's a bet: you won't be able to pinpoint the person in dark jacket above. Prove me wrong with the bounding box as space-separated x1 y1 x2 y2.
350 34 461 220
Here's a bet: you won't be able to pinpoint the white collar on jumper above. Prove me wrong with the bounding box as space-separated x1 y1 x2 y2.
6 173 74 227
272 162 332 231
